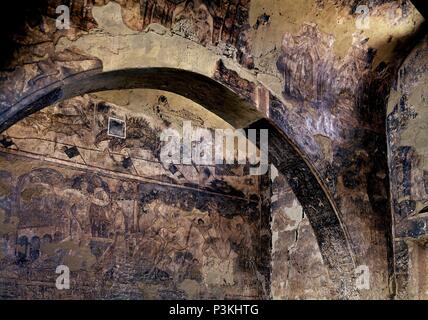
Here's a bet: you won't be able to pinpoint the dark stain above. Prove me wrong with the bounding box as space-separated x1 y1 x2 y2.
122 157 133 169
63 146 80 159
253 13 270 29
168 164 178 174
0 136 13 148
96 101 110 113
366 47 377 65
398 146 413 197
419 206 428 214
209 179 245 198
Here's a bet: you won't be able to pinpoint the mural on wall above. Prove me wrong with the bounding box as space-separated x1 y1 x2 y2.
387 35 428 299
0 0 257 110
0 87 339 299
0 89 270 299
3 90 261 197
0 162 265 299
0 0 425 300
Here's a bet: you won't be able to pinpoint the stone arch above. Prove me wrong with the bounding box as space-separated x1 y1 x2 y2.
0 67 357 297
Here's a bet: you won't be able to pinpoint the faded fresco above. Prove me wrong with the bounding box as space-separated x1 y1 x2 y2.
0 90 270 299
0 0 426 300
387 35 428 299
270 172 336 299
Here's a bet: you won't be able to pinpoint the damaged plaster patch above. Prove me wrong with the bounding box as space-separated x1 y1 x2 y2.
93 2 138 35
56 1 258 85
92 89 231 130
315 134 334 164
202 255 236 286
270 164 279 182
283 199 304 231
270 175 335 299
